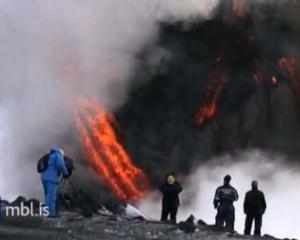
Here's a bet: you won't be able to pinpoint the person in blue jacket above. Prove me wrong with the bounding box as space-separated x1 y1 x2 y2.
41 148 69 217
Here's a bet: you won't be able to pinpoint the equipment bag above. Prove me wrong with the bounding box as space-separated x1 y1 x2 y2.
37 154 50 173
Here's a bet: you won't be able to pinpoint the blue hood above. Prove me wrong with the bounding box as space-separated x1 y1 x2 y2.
50 148 62 155
41 148 68 183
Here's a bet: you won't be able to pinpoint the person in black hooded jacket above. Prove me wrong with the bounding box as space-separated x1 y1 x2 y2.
244 180 267 236
214 175 239 231
160 173 183 224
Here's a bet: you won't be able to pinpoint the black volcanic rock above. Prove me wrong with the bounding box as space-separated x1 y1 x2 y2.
0 210 290 240
178 215 196 233
11 196 27 207
116 0 300 183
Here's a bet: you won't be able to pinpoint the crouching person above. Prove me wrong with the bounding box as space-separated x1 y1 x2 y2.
160 173 183 224
40 148 69 218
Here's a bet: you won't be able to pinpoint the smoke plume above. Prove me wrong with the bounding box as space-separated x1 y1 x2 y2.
127 1 300 238
0 0 219 199
1 0 300 238
118 0 300 183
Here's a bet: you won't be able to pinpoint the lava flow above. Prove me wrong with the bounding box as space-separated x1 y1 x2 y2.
194 0 299 127
74 98 150 202
195 59 228 125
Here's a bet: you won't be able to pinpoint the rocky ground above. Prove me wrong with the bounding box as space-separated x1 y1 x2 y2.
0 197 297 240
0 210 296 240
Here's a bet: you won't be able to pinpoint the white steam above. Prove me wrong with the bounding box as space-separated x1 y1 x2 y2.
138 150 300 239
0 0 219 200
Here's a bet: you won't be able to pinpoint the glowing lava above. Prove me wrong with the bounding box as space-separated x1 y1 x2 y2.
272 76 278 86
74 98 150 202
195 63 228 125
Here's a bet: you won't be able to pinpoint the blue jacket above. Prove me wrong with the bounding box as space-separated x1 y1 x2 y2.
41 148 69 184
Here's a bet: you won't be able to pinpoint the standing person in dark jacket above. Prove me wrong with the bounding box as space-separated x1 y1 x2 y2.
214 175 239 231
160 173 183 224
244 180 267 236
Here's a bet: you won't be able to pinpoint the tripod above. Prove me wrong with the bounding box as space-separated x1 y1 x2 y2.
57 177 94 218
58 177 77 194
57 177 77 213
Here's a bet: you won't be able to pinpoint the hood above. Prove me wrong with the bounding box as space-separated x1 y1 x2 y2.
50 148 63 155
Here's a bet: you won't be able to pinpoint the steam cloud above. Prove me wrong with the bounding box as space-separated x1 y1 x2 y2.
138 150 300 239
0 0 219 199
1 0 300 239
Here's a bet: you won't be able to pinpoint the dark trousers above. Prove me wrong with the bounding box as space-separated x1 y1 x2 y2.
244 214 262 236
161 205 178 224
215 205 235 231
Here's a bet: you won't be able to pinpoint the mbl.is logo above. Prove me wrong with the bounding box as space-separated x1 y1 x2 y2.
0 196 49 219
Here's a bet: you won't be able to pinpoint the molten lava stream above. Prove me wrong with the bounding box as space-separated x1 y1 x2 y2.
195 65 228 125
80 100 150 194
86 114 146 198
75 112 128 201
75 99 150 202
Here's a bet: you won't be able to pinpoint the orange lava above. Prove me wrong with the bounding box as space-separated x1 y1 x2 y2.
74 98 150 202
272 76 278 86
195 64 228 125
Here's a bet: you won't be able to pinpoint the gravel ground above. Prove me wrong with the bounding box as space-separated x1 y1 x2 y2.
0 211 291 240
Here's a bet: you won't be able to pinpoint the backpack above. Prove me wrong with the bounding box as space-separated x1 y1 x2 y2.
37 154 50 173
